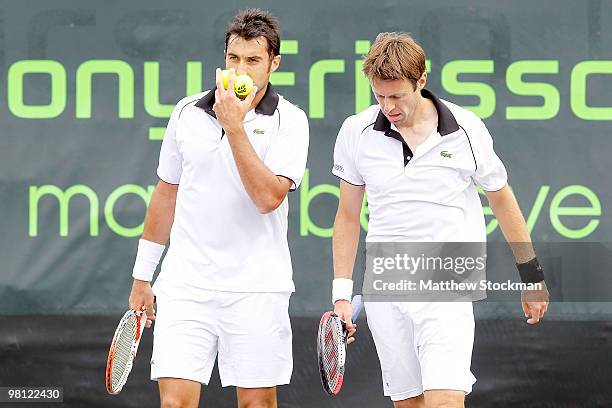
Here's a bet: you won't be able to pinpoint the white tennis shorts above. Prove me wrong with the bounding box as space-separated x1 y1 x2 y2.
150 279 292 388
365 301 476 401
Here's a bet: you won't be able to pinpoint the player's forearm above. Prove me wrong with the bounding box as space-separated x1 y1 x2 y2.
332 210 361 280
131 181 177 282
487 185 535 263
225 128 287 213
141 180 178 245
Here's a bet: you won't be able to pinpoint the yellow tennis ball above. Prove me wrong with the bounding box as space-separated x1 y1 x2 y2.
234 74 254 99
221 69 230 90
221 70 253 99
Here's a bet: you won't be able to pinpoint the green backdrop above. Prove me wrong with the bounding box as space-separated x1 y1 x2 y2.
1 0 610 316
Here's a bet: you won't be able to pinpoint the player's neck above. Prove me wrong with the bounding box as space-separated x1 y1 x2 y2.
249 83 269 111
396 96 437 133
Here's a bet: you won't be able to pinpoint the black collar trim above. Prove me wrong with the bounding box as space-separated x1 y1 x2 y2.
194 84 280 117
373 89 459 136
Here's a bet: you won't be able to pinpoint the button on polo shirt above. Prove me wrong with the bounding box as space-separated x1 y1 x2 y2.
156 85 309 292
332 89 507 243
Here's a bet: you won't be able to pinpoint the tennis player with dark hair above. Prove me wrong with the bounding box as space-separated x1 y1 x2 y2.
127 9 309 408
330 32 548 407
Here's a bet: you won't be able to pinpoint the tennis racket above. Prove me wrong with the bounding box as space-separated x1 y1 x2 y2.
317 294 363 396
105 308 147 395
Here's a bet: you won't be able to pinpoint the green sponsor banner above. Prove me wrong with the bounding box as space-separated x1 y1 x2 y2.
0 1 610 314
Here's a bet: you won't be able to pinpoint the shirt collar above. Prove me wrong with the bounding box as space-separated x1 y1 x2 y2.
194 83 280 118
373 88 459 136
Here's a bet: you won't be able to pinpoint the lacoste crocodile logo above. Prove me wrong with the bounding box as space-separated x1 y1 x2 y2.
253 129 265 135
440 150 453 158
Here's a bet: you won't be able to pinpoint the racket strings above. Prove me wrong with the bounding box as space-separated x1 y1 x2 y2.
321 318 345 390
110 316 138 388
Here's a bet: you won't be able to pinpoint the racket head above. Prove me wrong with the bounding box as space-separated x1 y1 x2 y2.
105 309 147 395
317 311 347 396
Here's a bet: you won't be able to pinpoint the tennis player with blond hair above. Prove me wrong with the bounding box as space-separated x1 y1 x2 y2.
331 32 548 408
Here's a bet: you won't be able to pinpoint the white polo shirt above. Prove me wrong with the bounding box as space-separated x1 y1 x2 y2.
332 89 507 243
156 85 309 292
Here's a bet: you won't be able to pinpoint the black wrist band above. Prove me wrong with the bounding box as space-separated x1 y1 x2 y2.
516 257 545 284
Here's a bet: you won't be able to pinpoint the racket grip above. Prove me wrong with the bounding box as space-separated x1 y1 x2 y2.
351 295 363 321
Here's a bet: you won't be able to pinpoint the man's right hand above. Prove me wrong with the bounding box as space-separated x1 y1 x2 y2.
333 299 357 344
128 279 156 328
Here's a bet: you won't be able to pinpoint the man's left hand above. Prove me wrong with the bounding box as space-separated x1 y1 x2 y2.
521 281 549 324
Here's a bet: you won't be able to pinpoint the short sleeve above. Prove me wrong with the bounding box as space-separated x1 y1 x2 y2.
156 101 185 184
331 117 365 185
264 108 309 191
470 119 508 191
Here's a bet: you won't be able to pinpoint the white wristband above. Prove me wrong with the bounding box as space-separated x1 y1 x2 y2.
132 239 166 282
332 278 353 304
